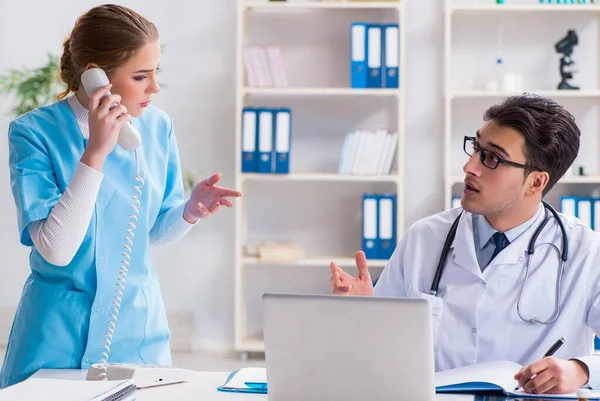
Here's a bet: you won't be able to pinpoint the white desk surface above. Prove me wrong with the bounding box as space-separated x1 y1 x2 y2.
31 369 475 401
33 369 261 401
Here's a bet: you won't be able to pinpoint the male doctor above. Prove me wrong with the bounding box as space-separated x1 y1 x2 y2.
330 94 600 395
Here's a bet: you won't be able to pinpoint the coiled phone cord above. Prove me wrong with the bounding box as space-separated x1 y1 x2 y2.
96 150 146 380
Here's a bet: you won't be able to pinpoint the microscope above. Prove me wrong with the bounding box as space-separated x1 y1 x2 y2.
555 29 579 90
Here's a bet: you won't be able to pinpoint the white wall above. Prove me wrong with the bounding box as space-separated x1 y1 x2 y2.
0 0 450 351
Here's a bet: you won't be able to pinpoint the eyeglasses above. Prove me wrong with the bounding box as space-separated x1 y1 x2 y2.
463 136 540 171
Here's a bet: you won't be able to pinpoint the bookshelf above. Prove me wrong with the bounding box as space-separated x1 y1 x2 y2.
444 0 600 210
234 0 405 356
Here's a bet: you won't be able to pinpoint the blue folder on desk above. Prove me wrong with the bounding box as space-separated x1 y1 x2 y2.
217 367 267 394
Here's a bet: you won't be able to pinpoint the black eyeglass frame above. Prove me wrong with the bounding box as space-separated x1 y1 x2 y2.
463 135 541 171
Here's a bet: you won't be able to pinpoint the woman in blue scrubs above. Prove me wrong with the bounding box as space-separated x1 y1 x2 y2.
1 4 242 388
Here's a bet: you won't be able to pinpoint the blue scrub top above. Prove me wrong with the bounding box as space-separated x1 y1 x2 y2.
1 99 185 388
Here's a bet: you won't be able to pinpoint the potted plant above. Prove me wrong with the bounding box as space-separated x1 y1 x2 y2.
0 53 65 117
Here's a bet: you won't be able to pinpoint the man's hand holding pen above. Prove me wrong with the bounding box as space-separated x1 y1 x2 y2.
514 337 589 394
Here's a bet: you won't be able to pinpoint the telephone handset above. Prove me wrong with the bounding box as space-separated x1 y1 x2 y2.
81 69 192 387
81 68 142 151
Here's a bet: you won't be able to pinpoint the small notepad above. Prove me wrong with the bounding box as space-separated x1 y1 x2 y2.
0 378 136 401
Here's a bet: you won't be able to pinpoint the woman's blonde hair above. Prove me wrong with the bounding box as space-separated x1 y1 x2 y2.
57 4 158 100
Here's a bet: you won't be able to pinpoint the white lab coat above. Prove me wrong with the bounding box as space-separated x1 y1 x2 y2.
374 204 600 388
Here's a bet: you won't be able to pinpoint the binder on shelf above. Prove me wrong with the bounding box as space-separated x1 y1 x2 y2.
274 108 291 174
351 23 368 89
378 194 397 260
577 198 593 229
362 194 379 260
594 199 600 233
257 109 274 173
383 24 399 89
560 195 600 230
241 107 258 173
367 24 383 88
451 196 461 209
559 196 577 217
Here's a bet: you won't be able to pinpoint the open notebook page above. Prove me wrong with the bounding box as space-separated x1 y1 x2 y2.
435 360 522 392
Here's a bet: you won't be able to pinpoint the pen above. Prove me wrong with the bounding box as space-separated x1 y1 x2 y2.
515 337 566 392
544 337 566 357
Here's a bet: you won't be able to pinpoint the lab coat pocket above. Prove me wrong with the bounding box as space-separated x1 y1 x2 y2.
407 285 445 347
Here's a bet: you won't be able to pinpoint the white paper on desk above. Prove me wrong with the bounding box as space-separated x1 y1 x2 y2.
435 360 521 392
0 377 133 401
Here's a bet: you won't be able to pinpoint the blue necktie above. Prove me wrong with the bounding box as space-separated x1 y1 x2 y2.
488 232 509 265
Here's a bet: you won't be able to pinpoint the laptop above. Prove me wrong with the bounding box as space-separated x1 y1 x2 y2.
262 293 436 401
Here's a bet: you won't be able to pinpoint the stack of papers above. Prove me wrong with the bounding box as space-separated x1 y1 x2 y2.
0 377 136 401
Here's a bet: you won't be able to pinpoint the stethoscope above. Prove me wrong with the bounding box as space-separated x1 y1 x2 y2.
429 200 569 325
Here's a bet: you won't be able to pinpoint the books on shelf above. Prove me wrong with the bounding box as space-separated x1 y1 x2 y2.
338 129 397 175
243 45 288 88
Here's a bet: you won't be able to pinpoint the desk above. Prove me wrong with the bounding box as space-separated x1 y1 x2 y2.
30 370 552 401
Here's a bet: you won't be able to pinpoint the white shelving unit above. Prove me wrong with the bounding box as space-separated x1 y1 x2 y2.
234 0 405 355
444 0 600 209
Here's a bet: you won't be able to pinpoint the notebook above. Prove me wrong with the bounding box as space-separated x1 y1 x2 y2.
436 360 600 400
0 377 136 401
219 361 600 400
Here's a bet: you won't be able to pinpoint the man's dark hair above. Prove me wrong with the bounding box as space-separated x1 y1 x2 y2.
483 93 580 196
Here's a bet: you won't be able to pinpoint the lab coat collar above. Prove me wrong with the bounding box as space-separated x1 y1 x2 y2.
452 203 546 274
451 212 484 279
